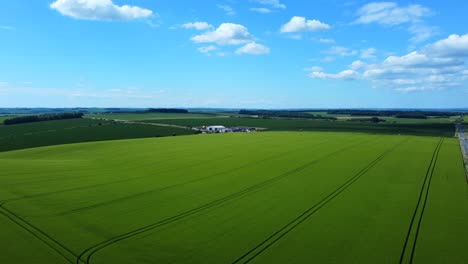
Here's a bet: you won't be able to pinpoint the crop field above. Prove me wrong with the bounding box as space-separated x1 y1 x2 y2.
86 112 223 121
142 117 456 137
1 132 467 263
0 118 194 152
0 116 16 123
382 116 459 124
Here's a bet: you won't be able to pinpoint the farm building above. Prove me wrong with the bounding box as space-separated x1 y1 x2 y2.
206 125 231 133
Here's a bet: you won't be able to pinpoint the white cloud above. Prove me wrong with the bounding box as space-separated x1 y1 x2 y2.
425 34 468 58
305 66 323 72
191 23 254 45
326 46 357 57
394 86 432 93
236 42 270 55
408 24 438 44
249 8 271 14
50 0 153 21
281 16 330 33
354 2 436 46
217 4 236 16
252 0 286 9
310 34 468 92
354 2 430 25
382 51 462 68
349 60 367 70
318 38 335 44
181 22 213 30
360 48 377 59
310 70 360 80
197 45 218 55
322 56 335 63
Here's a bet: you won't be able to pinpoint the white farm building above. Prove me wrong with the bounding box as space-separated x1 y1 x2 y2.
206 125 231 133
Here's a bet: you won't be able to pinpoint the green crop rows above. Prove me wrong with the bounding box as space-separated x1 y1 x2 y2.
1 132 467 263
0 118 195 152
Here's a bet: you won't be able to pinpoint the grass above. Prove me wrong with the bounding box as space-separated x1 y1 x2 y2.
0 118 194 152
141 117 456 137
304 112 459 124
0 132 467 263
86 112 222 121
0 116 16 123
382 116 459 124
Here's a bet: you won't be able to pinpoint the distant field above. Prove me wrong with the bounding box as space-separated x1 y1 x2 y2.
142 117 456 137
0 118 194 152
0 132 467 263
383 116 458 124
306 112 459 123
0 116 15 123
306 111 349 117
87 112 222 121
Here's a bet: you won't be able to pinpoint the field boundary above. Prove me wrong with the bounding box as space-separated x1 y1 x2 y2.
399 138 443 264
231 138 407 264
0 205 76 263
76 137 374 264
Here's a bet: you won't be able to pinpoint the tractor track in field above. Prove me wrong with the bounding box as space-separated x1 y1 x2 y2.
399 138 443 264
0 150 245 206
0 137 331 263
0 136 299 205
0 134 268 201
55 138 345 217
76 138 372 264
0 133 245 180
0 156 233 205
231 137 408 264
0 205 77 263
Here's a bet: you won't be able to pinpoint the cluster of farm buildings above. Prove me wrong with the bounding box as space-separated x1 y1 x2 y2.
196 125 256 133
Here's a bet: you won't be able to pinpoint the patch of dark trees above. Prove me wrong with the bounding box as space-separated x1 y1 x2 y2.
239 110 337 120
146 108 188 113
3 112 84 125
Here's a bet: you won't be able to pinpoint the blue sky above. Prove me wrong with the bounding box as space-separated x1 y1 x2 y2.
0 0 467 108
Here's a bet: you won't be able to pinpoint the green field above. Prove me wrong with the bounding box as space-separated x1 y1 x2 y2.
0 116 16 123
86 112 222 121
303 112 459 124
0 118 194 152
1 132 467 263
142 117 455 137
382 116 459 124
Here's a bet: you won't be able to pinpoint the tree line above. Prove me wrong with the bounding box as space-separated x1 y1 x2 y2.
3 112 84 125
146 108 188 113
